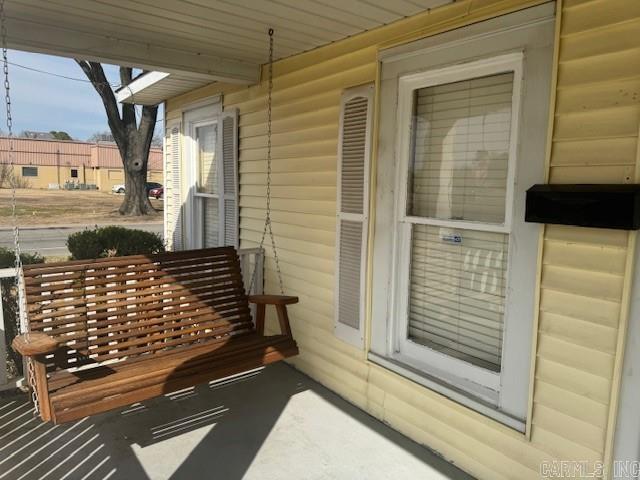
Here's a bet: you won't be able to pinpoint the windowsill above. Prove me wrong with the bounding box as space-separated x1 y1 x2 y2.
367 352 526 432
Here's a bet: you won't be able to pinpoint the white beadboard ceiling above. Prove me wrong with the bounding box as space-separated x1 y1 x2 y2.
6 0 452 86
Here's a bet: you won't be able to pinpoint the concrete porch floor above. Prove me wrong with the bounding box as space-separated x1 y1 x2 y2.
0 363 473 480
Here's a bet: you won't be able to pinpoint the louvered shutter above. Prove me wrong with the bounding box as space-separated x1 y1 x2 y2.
334 84 373 348
214 108 239 247
165 121 183 251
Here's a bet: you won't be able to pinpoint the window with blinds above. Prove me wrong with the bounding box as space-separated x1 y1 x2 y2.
408 72 513 224
403 71 516 372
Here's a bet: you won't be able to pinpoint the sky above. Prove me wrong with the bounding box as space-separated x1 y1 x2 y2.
2 50 164 141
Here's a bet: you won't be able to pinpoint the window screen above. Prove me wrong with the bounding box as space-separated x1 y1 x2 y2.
408 72 513 224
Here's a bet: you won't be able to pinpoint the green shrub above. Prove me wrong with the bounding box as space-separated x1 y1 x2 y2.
67 225 165 260
0 246 45 268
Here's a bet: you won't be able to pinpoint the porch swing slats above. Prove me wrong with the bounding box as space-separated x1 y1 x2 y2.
12 246 299 424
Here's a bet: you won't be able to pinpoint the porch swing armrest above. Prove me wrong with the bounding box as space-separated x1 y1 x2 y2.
248 295 298 337
12 332 60 356
248 295 299 306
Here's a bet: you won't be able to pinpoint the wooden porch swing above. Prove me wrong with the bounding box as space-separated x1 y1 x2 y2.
7 26 298 424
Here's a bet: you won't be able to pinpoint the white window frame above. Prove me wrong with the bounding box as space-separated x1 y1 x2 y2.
368 2 556 432
183 101 223 250
392 53 524 395
334 83 374 348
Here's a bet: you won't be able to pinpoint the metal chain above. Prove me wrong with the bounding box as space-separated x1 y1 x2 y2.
0 0 39 415
250 28 284 295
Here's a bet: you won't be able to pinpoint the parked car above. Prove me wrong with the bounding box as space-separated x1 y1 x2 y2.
145 182 162 194
149 186 163 199
111 182 163 195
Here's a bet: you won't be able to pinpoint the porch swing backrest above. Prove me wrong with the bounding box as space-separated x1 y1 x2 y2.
25 247 249 368
14 246 299 424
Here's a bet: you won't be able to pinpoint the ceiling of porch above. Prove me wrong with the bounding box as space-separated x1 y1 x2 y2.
5 0 452 86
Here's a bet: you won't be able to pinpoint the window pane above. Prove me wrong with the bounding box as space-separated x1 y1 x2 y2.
408 224 508 371
196 124 217 194
202 196 219 247
408 72 513 223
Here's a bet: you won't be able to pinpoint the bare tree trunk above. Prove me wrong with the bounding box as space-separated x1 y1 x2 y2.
120 151 154 215
75 60 159 216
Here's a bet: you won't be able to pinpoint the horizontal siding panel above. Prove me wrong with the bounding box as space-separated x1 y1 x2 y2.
542 239 627 274
239 91 342 127
229 63 376 114
241 217 335 246
550 137 637 166
530 424 602 464
532 403 605 453
555 77 640 115
541 264 624 302
561 0 640 36
240 124 337 149
534 379 609 429
241 207 335 231
240 107 339 138
539 311 618 354
240 139 337 161
540 288 620 329
240 156 336 174
553 105 640 140
241 195 335 216
241 185 335 201
557 47 640 87
560 18 640 62
240 172 336 187
537 333 614 379
240 229 334 260
549 164 634 183
544 224 629 247
536 356 611 405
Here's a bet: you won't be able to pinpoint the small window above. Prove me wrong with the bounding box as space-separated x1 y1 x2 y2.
70 168 78 178
196 124 217 195
22 166 38 177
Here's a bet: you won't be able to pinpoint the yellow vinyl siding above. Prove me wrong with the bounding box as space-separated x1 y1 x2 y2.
165 0 640 478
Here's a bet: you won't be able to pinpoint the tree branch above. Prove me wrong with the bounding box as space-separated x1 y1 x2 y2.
75 59 125 140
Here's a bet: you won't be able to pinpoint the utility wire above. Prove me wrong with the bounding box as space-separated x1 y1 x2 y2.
7 59 120 87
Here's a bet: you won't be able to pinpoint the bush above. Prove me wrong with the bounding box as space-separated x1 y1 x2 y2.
67 225 165 260
0 247 45 268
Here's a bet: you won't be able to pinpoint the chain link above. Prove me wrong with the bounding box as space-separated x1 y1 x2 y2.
250 28 284 295
0 0 39 416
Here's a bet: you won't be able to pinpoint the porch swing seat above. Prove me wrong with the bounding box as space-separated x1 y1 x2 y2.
12 247 299 424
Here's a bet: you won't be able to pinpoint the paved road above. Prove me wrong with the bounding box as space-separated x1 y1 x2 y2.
0 223 163 257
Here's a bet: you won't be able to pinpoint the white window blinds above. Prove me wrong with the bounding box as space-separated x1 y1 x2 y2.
409 225 508 371
335 84 373 348
405 71 516 372
408 72 513 224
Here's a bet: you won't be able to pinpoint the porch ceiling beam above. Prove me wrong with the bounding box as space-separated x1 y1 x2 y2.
4 16 260 84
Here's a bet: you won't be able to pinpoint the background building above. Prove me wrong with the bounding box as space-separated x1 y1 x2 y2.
0 136 162 191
